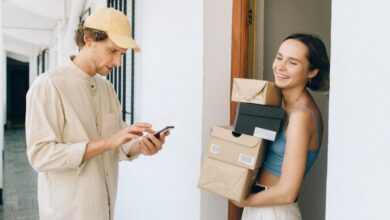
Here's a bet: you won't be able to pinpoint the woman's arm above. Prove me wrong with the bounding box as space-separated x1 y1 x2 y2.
235 109 313 207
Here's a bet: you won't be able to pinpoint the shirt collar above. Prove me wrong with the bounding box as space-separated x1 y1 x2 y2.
68 55 97 86
68 55 95 80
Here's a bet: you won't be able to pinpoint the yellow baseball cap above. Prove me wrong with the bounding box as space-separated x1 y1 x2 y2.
84 8 141 52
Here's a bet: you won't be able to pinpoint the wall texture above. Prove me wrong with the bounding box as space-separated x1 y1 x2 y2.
115 0 204 219
327 0 390 219
201 0 232 219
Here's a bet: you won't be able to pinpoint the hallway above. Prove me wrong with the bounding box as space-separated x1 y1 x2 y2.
2 128 38 220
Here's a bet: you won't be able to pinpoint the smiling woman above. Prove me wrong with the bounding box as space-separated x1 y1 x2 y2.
279 34 330 92
272 35 329 94
235 33 330 220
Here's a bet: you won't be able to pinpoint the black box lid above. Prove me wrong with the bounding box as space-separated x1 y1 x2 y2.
237 103 284 119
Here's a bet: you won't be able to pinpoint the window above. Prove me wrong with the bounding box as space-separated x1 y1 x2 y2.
37 49 49 75
106 0 136 124
79 7 91 22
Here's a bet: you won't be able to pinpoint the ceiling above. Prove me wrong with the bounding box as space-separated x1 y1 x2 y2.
2 0 73 60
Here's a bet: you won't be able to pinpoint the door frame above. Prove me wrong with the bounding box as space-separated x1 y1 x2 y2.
229 0 249 219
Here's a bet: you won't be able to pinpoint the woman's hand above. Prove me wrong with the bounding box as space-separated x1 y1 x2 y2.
230 200 245 208
230 196 252 208
229 192 259 208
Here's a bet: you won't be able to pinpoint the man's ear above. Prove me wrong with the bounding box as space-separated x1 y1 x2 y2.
83 34 93 47
308 68 319 79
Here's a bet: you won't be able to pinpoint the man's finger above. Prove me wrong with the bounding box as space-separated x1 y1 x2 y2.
146 134 161 146
127 126 145 135
133 122 152 128
141 136 155 149
159 131 169 143
141 141 157 154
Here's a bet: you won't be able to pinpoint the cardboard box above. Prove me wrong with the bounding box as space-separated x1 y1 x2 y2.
197 156 258 202
234 103 284 141
231 78 282 107
207 126 266 170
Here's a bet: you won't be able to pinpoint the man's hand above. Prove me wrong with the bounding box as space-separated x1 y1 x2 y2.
137 130 170 156
105 123 153 150
83 123 153 162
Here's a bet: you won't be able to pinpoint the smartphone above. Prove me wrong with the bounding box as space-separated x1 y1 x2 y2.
154 126 174 138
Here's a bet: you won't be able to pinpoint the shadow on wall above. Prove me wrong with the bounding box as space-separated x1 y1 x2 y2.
299 92 329 220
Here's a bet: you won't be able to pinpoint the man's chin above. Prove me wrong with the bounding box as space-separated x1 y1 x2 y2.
97 71 110 77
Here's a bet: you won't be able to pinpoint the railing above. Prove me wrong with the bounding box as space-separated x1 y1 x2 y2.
106 0 135 124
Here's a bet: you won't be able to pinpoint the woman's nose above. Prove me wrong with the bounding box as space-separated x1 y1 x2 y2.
275 60 286 71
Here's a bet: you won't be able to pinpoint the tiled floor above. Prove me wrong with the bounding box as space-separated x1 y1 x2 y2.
2 128 39 220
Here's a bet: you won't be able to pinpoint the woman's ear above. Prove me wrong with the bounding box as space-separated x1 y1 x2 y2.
308 68 319 79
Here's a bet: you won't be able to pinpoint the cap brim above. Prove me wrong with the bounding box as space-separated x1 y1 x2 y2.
108 33 141 52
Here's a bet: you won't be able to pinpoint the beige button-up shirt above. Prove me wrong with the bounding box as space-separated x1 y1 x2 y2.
26 59 138 220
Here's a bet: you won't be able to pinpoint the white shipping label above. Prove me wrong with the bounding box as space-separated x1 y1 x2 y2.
209 144 221 154
253 127 277 141
239 154 255 166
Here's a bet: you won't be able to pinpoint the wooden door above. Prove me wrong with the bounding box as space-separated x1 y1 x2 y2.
229 0 260 218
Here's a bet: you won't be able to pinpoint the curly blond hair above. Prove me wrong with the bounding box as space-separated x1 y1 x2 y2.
74 21 109 50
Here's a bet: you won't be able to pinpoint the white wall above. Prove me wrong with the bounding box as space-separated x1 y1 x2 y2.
115 0 204 219
327 1 390 219
258 1 331 219
115 0 233 218
0 0 4 189
201 0 232 219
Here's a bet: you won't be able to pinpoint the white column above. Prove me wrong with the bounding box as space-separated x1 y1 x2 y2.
54 20 67 65
327 0 390 219
58 0 86 65
201 0 232 219
29 56 38 86
0 0 4 189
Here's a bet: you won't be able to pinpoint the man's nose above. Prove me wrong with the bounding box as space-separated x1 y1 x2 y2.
113 54 122 67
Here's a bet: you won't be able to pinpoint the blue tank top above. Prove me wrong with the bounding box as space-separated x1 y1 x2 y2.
262 108 321 176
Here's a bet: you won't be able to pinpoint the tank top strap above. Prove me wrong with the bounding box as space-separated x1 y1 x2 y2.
286 106 322 149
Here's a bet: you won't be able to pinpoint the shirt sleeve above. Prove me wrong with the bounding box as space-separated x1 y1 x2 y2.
25 79 87 173
118 121 141 161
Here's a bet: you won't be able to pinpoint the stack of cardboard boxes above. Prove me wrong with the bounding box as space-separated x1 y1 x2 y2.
198 78 284 202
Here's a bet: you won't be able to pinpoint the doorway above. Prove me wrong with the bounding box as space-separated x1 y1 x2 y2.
229 0 331 219
6 57 29 128
258 1 331 219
